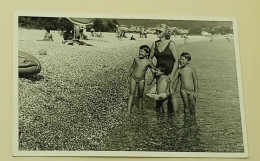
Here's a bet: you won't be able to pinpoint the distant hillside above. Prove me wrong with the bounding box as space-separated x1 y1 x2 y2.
70 18 233 30
18 16 233 34
115 19 233 30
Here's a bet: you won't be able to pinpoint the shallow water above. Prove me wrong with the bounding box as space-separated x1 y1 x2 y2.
99 39 244 152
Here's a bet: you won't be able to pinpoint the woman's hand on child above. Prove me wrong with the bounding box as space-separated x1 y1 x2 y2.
147 81 153 86
127 77 131 84
193 92 198 100
166 76 171 83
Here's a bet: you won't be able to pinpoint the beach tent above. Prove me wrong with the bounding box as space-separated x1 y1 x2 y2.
201 31 212 36
179 29 189 34
66 18 94 39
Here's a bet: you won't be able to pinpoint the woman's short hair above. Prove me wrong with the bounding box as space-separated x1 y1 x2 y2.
158 24 172 39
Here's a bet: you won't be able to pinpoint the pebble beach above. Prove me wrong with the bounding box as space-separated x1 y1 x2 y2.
17 29 244 153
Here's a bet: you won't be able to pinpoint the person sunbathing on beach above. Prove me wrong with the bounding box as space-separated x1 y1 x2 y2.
175 52 198 115
37 28 53 41
127 45 156 114
130 35 135 40
146 64 171 113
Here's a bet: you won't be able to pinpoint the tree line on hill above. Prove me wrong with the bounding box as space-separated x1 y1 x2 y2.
18 17 119 32
18 16 233 35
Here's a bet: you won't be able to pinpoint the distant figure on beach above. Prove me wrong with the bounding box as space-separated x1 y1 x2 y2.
62 28 74 45
96 31 103 38
90 28 95 37
116 25 127 40
150 24 179 114
183 34 188 44
210 35 214 42
127 45 157 114
58 30 63 37
175 52 198 115
37 28 53 41
79 26 84 39
63 28 73 40
130 35 135 40
115 25 121 40
143 30 147 38
140 28 147 38
146 64 171 113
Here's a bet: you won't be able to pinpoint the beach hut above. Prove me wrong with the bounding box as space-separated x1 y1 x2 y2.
66 18 94 40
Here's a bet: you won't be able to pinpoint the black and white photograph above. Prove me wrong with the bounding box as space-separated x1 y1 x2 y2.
13 14 248 157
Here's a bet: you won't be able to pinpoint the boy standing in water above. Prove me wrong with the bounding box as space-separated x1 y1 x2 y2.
128 45 156 114
176 52 198 115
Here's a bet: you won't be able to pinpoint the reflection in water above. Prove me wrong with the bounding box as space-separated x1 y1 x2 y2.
104 106 203 152
154 112 202 152
181 115 202 152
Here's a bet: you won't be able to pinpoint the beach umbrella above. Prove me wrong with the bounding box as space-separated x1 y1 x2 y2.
66 18 94 39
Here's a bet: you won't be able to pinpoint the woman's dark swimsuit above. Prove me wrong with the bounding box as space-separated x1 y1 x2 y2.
154 40 175 75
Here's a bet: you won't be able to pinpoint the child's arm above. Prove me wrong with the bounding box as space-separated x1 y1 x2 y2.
169 69 179 85
148 60 157 76
169 41 179 81
192 68 198 99
146 60 157 85
50 34 54 41
149 43 156 75
149 60 156 70
149 42 155 60
147 74 156 86
169 69 179 94
128 58 136 81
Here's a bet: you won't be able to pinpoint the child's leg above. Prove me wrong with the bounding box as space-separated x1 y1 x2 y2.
171 94 179 112
158 93 167 100
162 99 168 113
170 79 179 113
180 90 190 114
137 80 145 109
127 78 137 114
156 100 163 113
189 93 196 115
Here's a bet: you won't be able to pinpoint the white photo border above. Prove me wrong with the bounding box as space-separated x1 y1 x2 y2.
13 11 248 158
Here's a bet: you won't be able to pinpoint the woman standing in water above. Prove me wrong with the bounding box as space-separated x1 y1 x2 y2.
149 24 179 114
